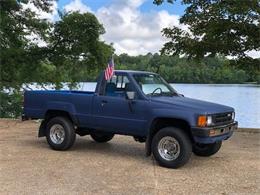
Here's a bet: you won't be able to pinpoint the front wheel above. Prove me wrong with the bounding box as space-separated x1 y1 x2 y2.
90 132 114 143
193 141 222 156
152 127 192 169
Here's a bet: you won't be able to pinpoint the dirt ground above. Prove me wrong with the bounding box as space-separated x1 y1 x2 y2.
0 119 259 195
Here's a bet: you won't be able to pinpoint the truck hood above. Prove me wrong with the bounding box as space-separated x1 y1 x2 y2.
151 96 234 114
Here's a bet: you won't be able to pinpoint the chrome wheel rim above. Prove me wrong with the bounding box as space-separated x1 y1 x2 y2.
158 136 180 161
50 124 65 144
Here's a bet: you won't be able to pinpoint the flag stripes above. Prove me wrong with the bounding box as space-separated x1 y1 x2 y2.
105 58 114 80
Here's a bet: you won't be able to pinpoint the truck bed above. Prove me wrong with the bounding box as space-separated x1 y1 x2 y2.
23 90 94 120
26 90 95 95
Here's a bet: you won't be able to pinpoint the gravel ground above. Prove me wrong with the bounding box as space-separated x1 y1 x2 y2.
0 119 259 194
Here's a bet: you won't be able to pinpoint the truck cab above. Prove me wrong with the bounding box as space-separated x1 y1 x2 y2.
23 70 238 168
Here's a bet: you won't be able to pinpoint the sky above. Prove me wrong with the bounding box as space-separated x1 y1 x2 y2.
38 0 186 56
27 0 260 58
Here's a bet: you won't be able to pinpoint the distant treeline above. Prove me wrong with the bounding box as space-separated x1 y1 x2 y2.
112 53 260 84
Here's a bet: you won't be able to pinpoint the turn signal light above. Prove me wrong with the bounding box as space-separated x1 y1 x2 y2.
198 115 207 127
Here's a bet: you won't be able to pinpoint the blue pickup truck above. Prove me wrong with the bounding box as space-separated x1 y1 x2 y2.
23 70 237 168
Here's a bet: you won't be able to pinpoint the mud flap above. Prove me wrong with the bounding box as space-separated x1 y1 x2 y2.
38 120 47 137
145 134 152 156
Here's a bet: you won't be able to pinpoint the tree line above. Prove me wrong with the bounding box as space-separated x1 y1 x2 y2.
114 53 259 84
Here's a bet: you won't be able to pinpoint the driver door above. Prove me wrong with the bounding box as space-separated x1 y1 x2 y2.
91 73 148 136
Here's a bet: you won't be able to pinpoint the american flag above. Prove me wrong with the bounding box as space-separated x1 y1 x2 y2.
105 57 114 80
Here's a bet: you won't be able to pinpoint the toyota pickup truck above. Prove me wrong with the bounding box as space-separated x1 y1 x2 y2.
23 70 238 168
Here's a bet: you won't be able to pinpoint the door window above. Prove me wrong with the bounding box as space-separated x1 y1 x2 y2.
104 75 130 98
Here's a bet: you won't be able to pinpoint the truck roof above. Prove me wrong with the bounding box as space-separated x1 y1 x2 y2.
115 70 156 75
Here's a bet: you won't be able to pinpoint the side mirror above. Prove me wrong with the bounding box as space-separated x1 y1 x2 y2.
126 91 135 100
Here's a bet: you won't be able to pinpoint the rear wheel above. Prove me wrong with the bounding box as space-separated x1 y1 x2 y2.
152 127 192 168
90 132 114 143
46 117 76 150
193 141 222 156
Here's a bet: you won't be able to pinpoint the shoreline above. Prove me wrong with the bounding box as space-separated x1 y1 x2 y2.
236 128 260 133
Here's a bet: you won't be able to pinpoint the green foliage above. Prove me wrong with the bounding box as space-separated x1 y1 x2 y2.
0 0 52 118
0 0 51 89
48 12 113 86
0 1 113 117
153 0 174 5
0 91 22 118
0 1 113 89
115 53 252 84
230 57 260 82
158 0 260 71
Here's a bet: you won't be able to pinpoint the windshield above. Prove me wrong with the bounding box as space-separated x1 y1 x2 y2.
133 74 178 97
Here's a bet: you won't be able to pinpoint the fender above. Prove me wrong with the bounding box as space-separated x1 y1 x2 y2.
44 101 78 123
145 108 193 156
45 101 76 113
38 101 79 137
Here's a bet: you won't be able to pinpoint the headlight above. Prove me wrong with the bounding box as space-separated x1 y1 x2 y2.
232 112 235 120
198 115 213 127
207 116 213 125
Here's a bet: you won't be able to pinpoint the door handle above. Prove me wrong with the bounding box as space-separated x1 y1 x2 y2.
101 100 108 106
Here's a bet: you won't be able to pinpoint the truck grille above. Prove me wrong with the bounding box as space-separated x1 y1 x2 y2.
213 112 233 125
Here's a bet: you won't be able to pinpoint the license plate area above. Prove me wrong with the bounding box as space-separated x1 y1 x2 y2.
210 124 237 137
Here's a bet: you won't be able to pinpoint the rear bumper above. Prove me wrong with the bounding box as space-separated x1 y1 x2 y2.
192 121 238 144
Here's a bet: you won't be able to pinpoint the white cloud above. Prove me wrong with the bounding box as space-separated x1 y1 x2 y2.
61 0 182 55
40 1 58 21
21 1 58 46
22 0 58 22
95 0 183 55
245 50 260 59
64 0 92 13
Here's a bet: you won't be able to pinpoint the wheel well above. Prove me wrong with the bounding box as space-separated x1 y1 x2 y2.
38 110 75 137
45 110 74 123
150 118 193 142
145 117 193 156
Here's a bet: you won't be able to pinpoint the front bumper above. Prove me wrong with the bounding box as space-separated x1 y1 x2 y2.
192 121 238 144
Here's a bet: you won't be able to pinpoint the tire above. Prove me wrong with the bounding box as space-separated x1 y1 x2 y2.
90 132 114 143
193 141 222 157
152 127 192 169
46 116 76 150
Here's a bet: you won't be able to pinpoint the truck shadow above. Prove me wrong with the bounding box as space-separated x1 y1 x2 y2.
71 136 149 163
27 137 230 169
25 137 150 165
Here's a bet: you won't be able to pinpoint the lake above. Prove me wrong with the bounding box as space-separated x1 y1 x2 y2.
80 83 260 128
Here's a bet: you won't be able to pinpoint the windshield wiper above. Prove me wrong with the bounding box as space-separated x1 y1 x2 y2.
146 93 161 97
146 92 177 97
161 92 177 96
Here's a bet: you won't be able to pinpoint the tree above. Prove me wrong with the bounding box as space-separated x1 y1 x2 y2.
149 53 161 73
0 1 113 89
48 12 113 86
154 0 260 80
0 0 53 117
0 1 113 117
0 0 53 89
